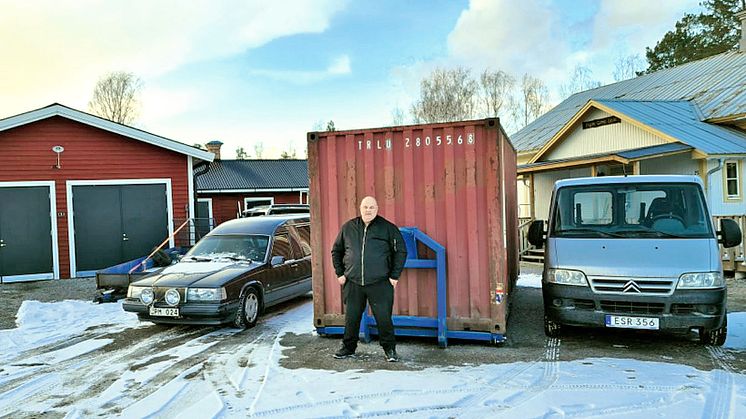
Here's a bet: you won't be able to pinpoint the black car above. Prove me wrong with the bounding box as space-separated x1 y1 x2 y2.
122 214 311 328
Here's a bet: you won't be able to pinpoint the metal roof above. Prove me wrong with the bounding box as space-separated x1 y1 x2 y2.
196 159 308 192
0 103 214 161
512 51 746 153
595 100 746 155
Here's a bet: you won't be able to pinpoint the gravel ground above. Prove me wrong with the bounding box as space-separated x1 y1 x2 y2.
0 277 97 330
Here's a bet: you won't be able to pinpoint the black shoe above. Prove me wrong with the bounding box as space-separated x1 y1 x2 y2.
333 346 355 359
384 348 400 362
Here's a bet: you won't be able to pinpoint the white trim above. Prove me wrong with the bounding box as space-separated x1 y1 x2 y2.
243 197 274 212
188 156 195 245
201 188 309 194
197 198 214 221
0 181 59 281
0 104 214 162
66 178 174 278
725 160 741 199
299 190 308 204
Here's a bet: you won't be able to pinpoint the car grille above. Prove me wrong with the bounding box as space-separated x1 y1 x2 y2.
600 301 665 315
671 304 696 315
590 276 675 295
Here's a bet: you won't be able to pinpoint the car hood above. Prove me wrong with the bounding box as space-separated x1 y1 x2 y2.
548 238 718 277
134 261 263 288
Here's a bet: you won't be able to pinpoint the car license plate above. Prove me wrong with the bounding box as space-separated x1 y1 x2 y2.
605 315 659 330
149 307 179 317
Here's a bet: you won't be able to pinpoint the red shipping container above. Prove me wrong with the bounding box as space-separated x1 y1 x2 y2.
308 118 518 338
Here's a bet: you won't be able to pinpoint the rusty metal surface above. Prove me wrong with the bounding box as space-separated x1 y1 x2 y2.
308 119 517 333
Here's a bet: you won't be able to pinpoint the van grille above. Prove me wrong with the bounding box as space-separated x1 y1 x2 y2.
600 301 665 315
590 277 675 295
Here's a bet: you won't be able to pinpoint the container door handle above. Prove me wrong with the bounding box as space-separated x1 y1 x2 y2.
122 234 129 242
0 239 6 247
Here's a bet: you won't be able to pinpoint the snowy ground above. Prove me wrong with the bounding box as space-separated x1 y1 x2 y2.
1 275 745 418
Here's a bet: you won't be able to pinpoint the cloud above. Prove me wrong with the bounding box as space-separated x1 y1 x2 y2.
0 0 348 117
248 54 352 83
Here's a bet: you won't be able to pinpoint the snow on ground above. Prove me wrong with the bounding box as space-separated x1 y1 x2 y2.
1 277 745 417
517 272 542 288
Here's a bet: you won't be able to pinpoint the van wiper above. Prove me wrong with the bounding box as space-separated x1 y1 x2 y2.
219 255 252 262
614 228 686 238
556 228 624 238
182 256 212 262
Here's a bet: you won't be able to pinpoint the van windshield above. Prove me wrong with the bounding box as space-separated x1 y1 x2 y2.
551 182 714 239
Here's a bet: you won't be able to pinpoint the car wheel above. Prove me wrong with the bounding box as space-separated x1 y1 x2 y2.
544 314 562 338
700 317 727 346
234 287 261 329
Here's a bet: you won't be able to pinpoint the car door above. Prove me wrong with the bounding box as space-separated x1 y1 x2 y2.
265 228 296 304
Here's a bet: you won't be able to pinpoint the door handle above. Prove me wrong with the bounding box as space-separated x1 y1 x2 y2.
122 234 129 242
0 240 6 248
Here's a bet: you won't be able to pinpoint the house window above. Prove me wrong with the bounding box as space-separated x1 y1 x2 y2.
299 190 308 204
244 197 274 211
725 161 740 199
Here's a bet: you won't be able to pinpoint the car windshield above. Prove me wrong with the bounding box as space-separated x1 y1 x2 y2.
183 234 270 262
551 182 714 239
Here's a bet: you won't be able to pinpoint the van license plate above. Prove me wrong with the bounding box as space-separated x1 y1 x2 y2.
149 307 179 317
605 315 659 330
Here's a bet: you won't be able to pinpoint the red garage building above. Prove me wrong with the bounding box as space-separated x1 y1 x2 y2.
195 142 308 226
0 104 213 281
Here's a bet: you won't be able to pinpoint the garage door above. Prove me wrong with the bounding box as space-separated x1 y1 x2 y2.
72 184 169 275
0 186 55 282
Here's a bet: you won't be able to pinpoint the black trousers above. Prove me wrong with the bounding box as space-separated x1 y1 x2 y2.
342 280 395 351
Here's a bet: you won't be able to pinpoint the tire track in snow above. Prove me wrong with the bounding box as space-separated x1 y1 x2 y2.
703 345 736 419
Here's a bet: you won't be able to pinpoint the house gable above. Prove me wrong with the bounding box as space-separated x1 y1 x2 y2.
545 107 669 161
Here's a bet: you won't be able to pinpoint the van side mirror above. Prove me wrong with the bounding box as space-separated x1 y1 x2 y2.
718 218 742 248
270 255 285 267
528 220 546 248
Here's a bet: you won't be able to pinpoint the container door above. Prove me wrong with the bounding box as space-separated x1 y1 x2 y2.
0 187 54 282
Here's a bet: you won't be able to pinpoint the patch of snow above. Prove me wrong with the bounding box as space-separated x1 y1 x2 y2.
518 273 542 288
162 261 246 274
725 312 746 350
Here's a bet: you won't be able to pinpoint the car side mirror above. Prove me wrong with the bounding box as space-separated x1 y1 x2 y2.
270 255 285 267
528 220 546 248
718 218 742 248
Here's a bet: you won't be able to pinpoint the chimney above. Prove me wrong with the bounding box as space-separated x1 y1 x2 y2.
206 140 223 160
736 4 746 52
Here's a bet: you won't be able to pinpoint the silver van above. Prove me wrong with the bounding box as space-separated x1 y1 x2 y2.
528 175 741 345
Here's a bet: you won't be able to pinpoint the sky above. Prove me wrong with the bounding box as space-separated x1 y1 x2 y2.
0 0 702 159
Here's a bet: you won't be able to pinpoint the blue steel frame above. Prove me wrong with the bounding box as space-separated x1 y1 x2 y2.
316 227 505 347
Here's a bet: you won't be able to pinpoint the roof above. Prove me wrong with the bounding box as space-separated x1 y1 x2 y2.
513 51 746 154
519 143 694 173
196 159 309 192
208 214 309 236
555 175 704 189
0 103 214 161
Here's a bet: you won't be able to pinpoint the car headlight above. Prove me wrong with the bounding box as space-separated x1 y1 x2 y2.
165 289 181 306
546 269 588 286
140 288 154 305
187 287 226 302
128 285 144 299
677 272 724 289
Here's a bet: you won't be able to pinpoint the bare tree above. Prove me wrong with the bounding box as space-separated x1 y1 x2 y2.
391 106 406 125
280 143 297 159
613 54 646 81
410 67 477 123
559 64 601 99
235 147 249 160
326 120 336 132
311 120 325 131
88 71 143 124
515 73 549 128
193 143 205 150
478 69 516 119
253 142 265 159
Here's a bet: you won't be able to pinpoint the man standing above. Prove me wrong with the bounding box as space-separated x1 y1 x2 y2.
331 196 407 362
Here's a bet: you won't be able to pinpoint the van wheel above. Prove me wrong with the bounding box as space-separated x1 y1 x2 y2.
700 318 727 346
544 315 562 338
234 287 261 329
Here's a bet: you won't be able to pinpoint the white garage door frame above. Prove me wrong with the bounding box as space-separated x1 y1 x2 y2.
66 178 174 278
0 180 60 282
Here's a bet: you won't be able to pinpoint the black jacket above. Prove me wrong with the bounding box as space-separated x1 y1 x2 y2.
331 216 407 286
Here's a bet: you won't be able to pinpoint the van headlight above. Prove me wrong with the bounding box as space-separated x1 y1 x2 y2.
677 272 724 289
187 287 226 302
546 269 588 286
